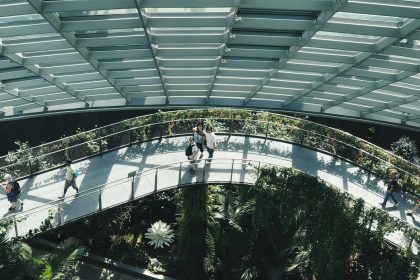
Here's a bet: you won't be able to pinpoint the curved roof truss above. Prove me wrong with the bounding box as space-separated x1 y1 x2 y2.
0 0 420 128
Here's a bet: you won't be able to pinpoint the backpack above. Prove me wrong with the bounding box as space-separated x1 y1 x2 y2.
73 168 79 178
185 145 193 157
12 181 21 194
393 182 402 193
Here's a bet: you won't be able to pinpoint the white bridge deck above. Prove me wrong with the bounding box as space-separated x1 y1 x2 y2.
0 135 418 250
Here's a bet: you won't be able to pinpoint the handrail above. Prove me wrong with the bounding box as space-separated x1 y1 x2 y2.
2 158 418 253
0 111 418 190
1 109 418 168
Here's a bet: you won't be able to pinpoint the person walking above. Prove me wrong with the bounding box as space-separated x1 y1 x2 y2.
205 126 217 163
186 137 199 171
381 169 399 208
192 122 205 159
1 174 23 211
59 159 79 198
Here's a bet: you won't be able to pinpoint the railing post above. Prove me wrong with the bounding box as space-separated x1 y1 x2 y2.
265 122 269 140
129 130 133 146
408 237 414 250
98 128 103 156
230 159 234 183
28 158 33 177
178 162 182 186
154 169 158 192
159 124 163 139
98 186 102 211
131 177 135 200
333 140 338 156
256 161 261 182
57 201 62 226
368 158 374 174
202 159 207 183
67 147 71 160
299 131 305 145
13 215 18 237
99 139 103 156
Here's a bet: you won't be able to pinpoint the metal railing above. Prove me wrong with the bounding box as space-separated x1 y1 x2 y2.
1 109 417 171
4 158 418 253
7 158 258 237
0 114 418 191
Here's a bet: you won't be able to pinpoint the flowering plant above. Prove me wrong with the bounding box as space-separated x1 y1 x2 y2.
145 220 174 249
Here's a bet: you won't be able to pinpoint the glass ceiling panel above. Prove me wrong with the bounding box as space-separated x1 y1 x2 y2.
300 47 358 56
1 33 59 41
372 89 409 99
315 31 380 42
0 0 418 128
374 54 420 64
150 28 227 35
59 9 139 17
144 8 232 14
0 14 42 23
333 12 405 25
287 59 342 67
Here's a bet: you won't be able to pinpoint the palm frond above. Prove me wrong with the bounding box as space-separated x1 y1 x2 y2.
241 267 257 280
46 238 86 279
204 228 216 274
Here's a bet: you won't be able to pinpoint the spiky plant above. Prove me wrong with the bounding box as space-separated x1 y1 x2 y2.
145 220 174 249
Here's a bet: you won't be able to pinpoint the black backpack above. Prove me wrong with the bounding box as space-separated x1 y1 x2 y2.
185 145 193 157
12 181 21 194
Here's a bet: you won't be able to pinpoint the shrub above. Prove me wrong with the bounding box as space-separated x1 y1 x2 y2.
391 136 418 165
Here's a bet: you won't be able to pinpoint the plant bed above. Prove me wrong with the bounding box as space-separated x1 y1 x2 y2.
35 167 420 279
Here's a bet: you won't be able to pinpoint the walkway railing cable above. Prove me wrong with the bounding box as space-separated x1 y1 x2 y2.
2 158 418 254
0 111 418 192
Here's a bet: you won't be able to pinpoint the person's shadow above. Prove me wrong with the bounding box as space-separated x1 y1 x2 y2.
407 214 420 228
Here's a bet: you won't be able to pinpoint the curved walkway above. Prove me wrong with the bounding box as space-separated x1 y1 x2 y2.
1 135 419 238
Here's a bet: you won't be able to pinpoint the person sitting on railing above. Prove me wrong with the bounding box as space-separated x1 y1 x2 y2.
381 169 399 208
58 159 79 199
192 122 206 159
1 174 23 211
187 137 199 171
407 197 420 216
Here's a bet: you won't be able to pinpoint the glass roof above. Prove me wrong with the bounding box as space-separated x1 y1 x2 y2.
0 0 420 128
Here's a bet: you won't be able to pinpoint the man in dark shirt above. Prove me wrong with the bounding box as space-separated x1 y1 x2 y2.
381 170 399 208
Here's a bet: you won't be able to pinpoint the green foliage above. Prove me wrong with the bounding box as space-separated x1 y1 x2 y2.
172 168 420 279
176 184 210 279
26 209 59 238
2 109 418 194
40 237 86 280
0 219 85 280
391 136 419 165
0 220 35 279
3 140 52 178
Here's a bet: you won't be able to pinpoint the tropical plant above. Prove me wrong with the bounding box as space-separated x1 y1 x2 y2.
176 184 210 279
0 218 86 280
145 220 174 249
391 136 419 165
38 237 86 280
0 226 35 279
